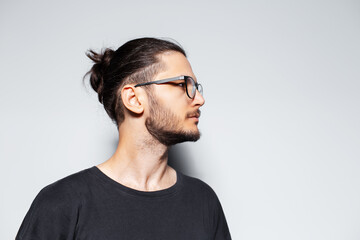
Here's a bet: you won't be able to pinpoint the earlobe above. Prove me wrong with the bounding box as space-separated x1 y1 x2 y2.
121 85 144 114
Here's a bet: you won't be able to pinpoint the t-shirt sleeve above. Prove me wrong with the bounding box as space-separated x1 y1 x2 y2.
202 183 232 240
16 182 80 240
212 197 232 240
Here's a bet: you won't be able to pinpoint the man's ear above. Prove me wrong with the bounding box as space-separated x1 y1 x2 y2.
121 85 144 114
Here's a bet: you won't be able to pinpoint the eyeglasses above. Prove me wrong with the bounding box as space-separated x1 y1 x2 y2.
134 76 203 99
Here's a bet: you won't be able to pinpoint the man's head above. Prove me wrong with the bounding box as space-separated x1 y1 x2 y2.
85 37 205 146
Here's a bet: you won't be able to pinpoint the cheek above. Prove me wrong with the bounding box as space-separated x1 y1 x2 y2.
164 103 188 122
156 91 188 110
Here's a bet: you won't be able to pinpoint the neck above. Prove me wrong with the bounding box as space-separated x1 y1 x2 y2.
97 120 176 191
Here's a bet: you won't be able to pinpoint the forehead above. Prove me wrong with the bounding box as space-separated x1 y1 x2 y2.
155 51 196 81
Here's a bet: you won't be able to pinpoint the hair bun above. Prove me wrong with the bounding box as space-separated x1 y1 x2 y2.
85 48 115 103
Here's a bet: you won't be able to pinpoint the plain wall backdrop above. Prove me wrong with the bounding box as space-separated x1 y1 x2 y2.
1 0 359 239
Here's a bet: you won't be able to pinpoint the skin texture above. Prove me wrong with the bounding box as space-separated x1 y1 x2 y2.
145 92 201 146
97 51 205 192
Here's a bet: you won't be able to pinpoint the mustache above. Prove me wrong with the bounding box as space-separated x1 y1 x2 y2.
186 109 201 118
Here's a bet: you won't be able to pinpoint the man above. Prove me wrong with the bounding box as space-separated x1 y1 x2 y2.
16 37 231 239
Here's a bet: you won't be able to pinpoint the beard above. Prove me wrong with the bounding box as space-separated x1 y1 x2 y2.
145 96 201 146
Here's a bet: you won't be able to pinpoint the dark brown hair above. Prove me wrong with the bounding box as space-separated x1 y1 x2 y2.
84 37 186 126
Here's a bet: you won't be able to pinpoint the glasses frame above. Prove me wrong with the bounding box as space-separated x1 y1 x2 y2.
134 75 202 99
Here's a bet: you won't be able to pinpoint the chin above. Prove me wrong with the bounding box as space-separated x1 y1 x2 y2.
183 128 201 140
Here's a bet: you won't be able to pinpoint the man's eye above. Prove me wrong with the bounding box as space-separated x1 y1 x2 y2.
177 83 185 87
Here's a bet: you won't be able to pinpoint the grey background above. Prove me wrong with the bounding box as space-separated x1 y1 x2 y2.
1 0 359 239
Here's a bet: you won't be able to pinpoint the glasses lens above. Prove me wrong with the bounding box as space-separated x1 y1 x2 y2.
197 83 203 96
185 76 203 99
186 76 196 99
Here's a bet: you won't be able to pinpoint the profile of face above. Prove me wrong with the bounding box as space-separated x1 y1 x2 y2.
145 52 205 146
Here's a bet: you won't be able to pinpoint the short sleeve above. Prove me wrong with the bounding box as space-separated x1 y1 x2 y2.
202 183 232 240
16 182 80 240
213 198 232 240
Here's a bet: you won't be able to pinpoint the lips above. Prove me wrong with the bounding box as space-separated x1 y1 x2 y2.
187 110 201 119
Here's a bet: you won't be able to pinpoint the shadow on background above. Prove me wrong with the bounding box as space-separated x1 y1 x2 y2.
168 144 195 176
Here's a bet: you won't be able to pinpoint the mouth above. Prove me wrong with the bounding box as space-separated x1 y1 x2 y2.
187 110 201 122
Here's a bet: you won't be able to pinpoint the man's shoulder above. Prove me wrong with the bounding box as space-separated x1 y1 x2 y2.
179 172 220 200
16 168 95 239
44 167 93 190
34 167 95 206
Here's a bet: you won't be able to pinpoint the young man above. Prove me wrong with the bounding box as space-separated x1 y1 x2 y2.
16 38 231 239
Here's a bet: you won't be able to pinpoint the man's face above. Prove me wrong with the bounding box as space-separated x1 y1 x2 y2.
145 51 205 146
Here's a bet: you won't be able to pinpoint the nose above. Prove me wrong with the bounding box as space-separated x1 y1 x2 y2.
193 89 205 106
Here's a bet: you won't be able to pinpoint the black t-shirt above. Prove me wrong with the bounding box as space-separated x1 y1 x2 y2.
16 167 231 240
